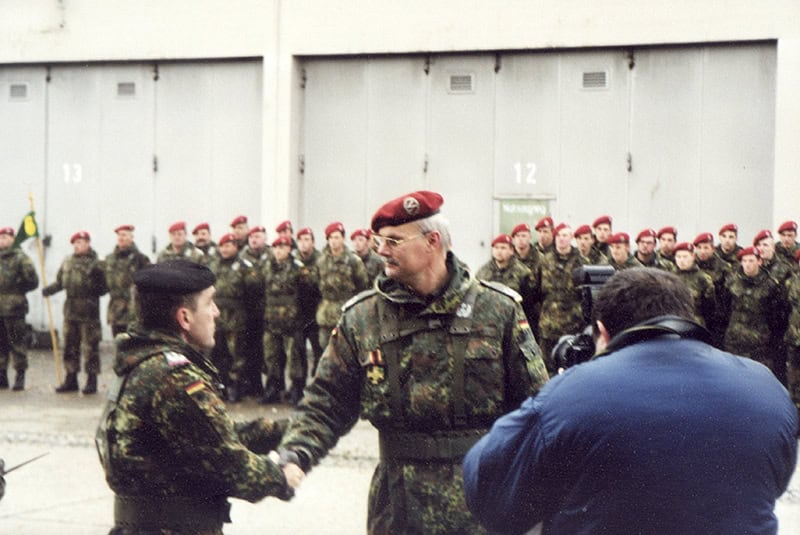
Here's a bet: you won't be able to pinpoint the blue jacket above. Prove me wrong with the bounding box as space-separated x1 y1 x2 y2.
463 336 798 534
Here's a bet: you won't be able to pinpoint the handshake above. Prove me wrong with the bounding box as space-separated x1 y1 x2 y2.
269 449 306 501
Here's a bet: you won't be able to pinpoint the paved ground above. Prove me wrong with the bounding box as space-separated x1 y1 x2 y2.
1 346 800 534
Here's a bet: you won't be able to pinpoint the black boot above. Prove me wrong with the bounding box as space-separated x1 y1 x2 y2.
12 370 25 391
288 381 305 406
0 369 8 389
82 373 97 395
55 372 79 393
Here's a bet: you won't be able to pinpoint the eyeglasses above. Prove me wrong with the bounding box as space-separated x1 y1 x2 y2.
373 233 427 249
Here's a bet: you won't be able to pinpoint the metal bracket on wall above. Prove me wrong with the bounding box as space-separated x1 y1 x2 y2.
423 55 431 75
494 53 502 73
627 49 635 70
152 64 160 81
626 152 633 172
298 154 305 175
300 68 307 89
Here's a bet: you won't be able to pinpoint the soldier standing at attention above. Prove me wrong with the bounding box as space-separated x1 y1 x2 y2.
607 232 643 271
230 215 249 250
574 224 606 264
43 231 108 394
210 233 254 403
476 234 535 324
634 228 674 271
511 222 539 272
534 216 555 256
277 190 548 534
95 259 301 534
754 229 797 285
693 232 732 348
0 227 39 391
275 220 298 251
157 221 204 264
776 221 799 262
716 223 742 269
192 222 219 265
261 236 307 405
105 225 150 338
293 227 324 376
784 249 800 423
591 215 613 259
239 225 272 398
657 226 678 266
314 221 369 351
351 228 385 286
673 242 717 328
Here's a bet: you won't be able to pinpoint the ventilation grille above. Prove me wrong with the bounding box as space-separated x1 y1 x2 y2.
582 71 608 89
9 83 28 100
117 82 136 97
448 73 474 94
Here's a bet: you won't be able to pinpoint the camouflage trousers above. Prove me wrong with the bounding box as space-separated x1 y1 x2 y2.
211 327 244 384
263 330 304 387
0 316 29 371
318 324 335 356
63 319 101 374
298 319 323 376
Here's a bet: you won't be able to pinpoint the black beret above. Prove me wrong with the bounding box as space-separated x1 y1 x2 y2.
133 259 216 295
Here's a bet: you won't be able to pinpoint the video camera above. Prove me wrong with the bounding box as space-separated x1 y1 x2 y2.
551 265 616 370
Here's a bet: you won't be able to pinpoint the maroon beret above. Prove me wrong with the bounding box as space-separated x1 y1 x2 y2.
218 233 237 246
325 222 345 239
275 220 293 233
737 246 760 260
169 221 186 233
350 228 370 240
535 217 554 230
657 226 677 239
752 229 773 246
192 222 209 235
607 232 629 245
593 215 612 228
511 223 531 236
573 224 592 237
230 215 248 228
778 221 798 234
114 224 134 233
248 225 266 237
636 228 657 243
371 190 444 232
491 234 513 247
272 236 292 247
70 231 91 243
553 222 569 235
0 227 15 237
673 242 694 254
719 223 738 235
693 232 714 246
297 227 314 239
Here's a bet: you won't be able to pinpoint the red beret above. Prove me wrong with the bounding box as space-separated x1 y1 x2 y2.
574 224 592 237
593 215 612 228
248 225 266 237
218 233 237 246
778 221 798 234
511 223 531 236
169 221 186 233
0 227 15 237
553 222 569 235
657 226 677 239
535 217 554 230
272 236 292 247
737 246 760 260
607 232 629 245
636 229 657 243
491 234 513 247
693 232 714 246
370 190 443 232
297 227 314 239
275 220 293 233
719 223 738 235
114 224 134 233
70 231 91 243
673 242 694 254
350 228 370 240
230 215 248 228
325 222 345 239
191 222 209 235
752 229 773 246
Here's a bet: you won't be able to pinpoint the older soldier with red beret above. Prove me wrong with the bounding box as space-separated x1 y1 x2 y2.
104 225 151 338
230 215 249 249
279 190 548 534
157 221 204 264
192 222 219 265
43 231 108 394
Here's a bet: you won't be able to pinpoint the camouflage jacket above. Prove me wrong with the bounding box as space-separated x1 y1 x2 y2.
584 247 608 265
785 274 800 347
715 244 743 269
262 256 306 333
722 269 788 357
515 246 540 274
675 266 717 328
314 245 369 327
762 256 797 286
696 253 732 296
95 328 288 504
0 247 39 317
212 255 255 333
609 254 644 271
196 241 219 266
104 244 151 326
293 248 322 324
533 247 590 341
156 242 205 264
358 249 385 287
280 252 547 534
43 249 108 322
635 252 676 272
776 242 800 263
475 256 533 300
592 242 610 260
240 246 274 313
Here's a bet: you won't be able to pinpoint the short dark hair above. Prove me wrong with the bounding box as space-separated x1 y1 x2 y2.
133 286 199 333
592 268 694 338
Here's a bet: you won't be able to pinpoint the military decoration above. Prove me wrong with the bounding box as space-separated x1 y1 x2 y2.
366 349 385 385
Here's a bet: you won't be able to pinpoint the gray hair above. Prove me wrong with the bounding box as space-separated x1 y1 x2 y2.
416 213 452 252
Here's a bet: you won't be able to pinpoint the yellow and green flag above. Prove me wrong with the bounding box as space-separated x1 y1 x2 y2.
13 211 39 249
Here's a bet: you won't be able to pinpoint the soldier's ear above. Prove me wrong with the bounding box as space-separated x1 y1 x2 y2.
176 306 192 331
594 321 610 354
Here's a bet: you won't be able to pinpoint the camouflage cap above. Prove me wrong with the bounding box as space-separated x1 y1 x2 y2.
370 190 443 232
134 259 216 295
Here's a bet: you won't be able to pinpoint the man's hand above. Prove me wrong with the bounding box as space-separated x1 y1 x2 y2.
283 462 305 490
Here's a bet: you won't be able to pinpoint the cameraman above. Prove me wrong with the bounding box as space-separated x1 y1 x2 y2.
463 268 798 534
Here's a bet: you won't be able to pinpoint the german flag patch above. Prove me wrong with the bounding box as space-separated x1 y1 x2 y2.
185 380 205 396
518 318 530 330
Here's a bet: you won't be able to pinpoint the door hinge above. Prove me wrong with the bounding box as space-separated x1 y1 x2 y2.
300 68 307 89
298 154 305 175
153 155 159 173
153 63 160 81
423 154 429 175
626 152 633 173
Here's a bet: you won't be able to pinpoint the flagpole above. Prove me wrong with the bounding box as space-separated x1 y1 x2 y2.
29 193 62 384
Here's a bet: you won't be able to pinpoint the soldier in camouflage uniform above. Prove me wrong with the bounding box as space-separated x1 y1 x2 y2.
754 229 797 286
776 221 799 262
95 259 301 534
104 225 150 338
314 222 369 351
157 221 205 264
693 232 732 348
275 220 298 251
278 191 548 534
192 222 219 266
673 242 717 328
574 224 607 264
209 233 255 403
261 236 307 405
293 227 324 376
0 227 39 391
715 223 742 269
634 228 675 271
784 249 800 426
721 246 789 379
657 226 678 267
511 223 543 338
533 223 591 373
230 215 249 250
43 231 108 394
351 228 385 286
239 225 272 398
476 233 535 323
607 232 644 271
591 215 613 259
533 216 555 256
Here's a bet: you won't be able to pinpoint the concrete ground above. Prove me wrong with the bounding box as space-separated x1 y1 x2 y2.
1 346 799 534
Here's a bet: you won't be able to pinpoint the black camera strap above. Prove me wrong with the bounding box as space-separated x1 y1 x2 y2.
599 315 713 356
